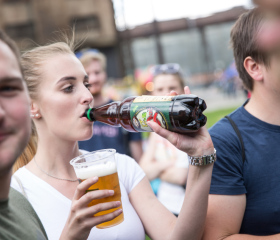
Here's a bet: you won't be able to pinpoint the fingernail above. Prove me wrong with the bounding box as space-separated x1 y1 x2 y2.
92 176 98 181
117 209 123 214
115 201 121 207
109 190 114 195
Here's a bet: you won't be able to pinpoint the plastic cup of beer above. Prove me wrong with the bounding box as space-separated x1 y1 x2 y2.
70 149 124 229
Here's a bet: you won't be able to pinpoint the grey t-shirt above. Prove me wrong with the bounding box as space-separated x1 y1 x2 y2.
0 187 48 240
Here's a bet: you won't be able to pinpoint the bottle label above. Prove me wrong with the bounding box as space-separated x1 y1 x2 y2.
130 98 172 132
133 95 173 103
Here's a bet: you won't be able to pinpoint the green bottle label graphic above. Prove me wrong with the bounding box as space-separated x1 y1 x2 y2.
130 96 173 132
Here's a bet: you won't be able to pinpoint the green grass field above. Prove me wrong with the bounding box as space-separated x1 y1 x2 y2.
204 106 239 128
144 105 240 240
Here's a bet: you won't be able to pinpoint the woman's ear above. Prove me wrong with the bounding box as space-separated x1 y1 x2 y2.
244 56 264 82
30 101 41 119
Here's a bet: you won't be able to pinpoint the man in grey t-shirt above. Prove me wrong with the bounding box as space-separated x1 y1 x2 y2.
0 30 48 240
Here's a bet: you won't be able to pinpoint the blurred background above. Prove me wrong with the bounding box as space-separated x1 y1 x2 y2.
0 0 254 128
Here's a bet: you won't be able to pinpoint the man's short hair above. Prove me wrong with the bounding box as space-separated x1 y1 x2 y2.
0 30 22 73
77 49 106 70
230 8 268 91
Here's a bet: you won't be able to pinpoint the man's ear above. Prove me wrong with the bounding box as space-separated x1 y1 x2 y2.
244 56 264 82
30 101 41 119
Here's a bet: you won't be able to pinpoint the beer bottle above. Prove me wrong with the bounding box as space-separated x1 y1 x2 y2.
83 94 207 134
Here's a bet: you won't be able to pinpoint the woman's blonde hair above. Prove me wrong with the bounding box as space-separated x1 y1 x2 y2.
13 39 76 172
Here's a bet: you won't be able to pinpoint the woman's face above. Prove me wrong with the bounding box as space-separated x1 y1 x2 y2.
35 53 94 142
152 74 184 96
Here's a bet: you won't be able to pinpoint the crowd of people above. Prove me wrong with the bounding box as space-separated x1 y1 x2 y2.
1 1 280 239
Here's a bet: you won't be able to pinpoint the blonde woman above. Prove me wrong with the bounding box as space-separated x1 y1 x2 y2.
11 40 215 240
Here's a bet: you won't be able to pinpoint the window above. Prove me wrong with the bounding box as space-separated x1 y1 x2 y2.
3 0 30 3
71 15 100 32
5 22 35 40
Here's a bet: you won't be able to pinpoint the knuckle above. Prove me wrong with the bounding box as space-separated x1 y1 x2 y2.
98 214 110 223
84 193 92 201
75 212 83 224
76 184 84 192
93 203 102 213
71 202 78 213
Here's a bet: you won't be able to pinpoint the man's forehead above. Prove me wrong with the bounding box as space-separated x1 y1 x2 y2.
0 40 22 80
0 40 15 61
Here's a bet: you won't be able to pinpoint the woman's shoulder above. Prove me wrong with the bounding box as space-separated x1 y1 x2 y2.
13 166 28 178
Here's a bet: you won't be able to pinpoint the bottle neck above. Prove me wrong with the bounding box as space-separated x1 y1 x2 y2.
85 108 96 121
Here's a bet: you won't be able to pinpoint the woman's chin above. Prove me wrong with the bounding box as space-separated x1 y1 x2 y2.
78 131 93 142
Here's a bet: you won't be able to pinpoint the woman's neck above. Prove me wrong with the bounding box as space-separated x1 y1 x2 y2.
28 136 80 179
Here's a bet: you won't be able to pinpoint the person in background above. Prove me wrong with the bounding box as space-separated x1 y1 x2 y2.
139 63 189 216
0 30 48 240
203 7 280 239
11 36 216 240
77 49 143 162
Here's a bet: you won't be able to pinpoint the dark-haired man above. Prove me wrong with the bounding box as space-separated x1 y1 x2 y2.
0 30 48 239
203 8 280 239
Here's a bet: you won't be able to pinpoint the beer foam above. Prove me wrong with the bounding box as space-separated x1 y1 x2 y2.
74 161 117 179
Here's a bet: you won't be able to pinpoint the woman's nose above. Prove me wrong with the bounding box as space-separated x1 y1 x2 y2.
82 86 93 106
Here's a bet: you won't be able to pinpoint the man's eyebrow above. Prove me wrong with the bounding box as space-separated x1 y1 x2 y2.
0 77 23 83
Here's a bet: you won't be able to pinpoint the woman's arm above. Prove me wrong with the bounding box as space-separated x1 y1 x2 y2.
129 86 215 240
130 159 213 240
160 166 188 186
139 133 173 180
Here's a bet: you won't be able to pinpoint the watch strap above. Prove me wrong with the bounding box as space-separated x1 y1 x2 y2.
188 148 216 166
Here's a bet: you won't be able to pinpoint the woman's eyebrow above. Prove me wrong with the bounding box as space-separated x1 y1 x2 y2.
57 76 77 84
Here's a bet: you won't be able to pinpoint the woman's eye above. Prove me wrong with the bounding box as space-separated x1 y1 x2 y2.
63 85 74 93
85 83 91 89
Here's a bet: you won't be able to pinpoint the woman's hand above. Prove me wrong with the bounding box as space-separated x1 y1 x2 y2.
147 86 214 157
60 177 122 240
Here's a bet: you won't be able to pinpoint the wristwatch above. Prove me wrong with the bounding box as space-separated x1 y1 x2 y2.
188 148 216 166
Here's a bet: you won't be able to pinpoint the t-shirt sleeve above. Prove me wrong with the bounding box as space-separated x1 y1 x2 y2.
210 130 247 195
116 153 146 194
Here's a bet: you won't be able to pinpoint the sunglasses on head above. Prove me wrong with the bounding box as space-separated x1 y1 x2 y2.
75 48 99 59
151 63 182 76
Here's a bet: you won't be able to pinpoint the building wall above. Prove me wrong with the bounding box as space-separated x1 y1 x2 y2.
119 7 247 84
128 22 235 78
0 0 117 48
0 0 123 78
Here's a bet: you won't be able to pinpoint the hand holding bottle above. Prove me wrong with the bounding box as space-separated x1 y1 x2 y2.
147 86 214 157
